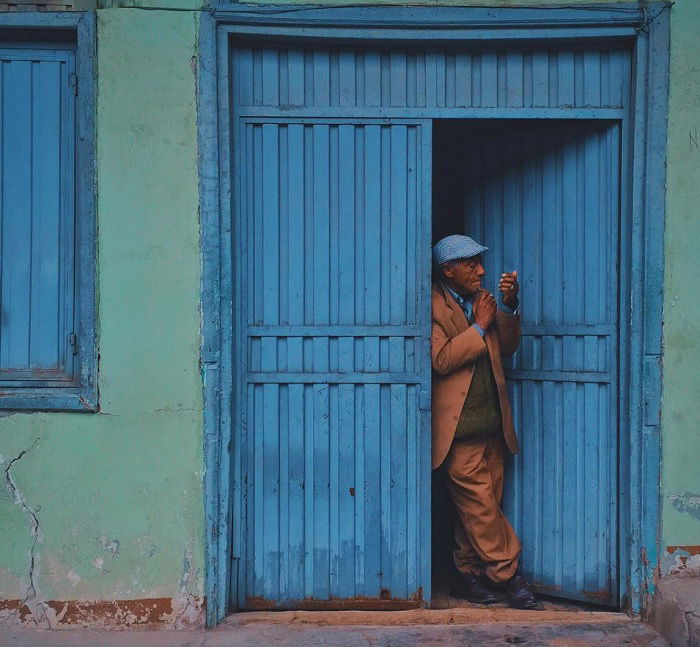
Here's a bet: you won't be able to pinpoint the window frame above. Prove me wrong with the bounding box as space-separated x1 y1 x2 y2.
0 12 96 412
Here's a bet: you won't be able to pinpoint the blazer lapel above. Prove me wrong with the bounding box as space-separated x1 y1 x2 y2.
439 282 469 334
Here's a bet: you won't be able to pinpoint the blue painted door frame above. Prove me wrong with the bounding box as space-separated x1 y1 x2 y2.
198 3 670 626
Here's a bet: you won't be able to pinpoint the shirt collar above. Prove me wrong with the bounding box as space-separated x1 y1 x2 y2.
442 281 472 307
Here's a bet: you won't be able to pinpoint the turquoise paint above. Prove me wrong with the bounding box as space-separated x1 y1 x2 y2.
0 8 204 617
662 0 700 561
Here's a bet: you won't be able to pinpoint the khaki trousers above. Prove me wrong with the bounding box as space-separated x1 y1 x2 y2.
443 436 521 583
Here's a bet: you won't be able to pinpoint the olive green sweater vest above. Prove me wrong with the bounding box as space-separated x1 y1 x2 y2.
453 320 502 442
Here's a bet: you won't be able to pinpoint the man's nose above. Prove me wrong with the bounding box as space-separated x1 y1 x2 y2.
477 264 485 276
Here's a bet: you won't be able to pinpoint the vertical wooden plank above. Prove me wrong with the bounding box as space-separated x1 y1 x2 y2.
1 60 32 369
481 51 498 107
262 383 280 599
312 384 331 599
364 51 381 107
406 126 418 325
354 385 366 594
390 51 407 107
415 51 426 108
406 53 417 108
252 384 265 598
354 127 365 326
253 49 263 106
303 383 315 597
278 49 289 107
329 384 340 596
262 48 279 106
30 61 62 369
379 384 392 593
531 51 549 107
237 48 254 106
455 52 472 107
445 53 456 108
583 50 601 107
557 50 575 106
329 126 340 327
363 384 381 595
405 384 418 594
574 51 584 107
314 50 331 107
287 383 306 600
364 125 381 372
337 383 356 595
288 49 305 106
390 383 408 597
338 50 356 107
506 50 523 107
262 125 279 377
380 53 391 107
390 126 407 326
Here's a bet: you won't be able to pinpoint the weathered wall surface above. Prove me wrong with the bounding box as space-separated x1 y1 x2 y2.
0 9 204 627
661 0 700 578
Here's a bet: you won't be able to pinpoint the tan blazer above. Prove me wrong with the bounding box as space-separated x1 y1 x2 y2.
431 281 521 469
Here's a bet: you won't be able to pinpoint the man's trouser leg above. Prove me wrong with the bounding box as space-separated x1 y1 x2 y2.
443 436 521 584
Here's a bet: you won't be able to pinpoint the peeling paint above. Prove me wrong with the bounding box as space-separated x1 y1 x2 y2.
66 570 81 586
98 535 121 559
661 546 700 576
0 596 205 629
1 439 50 626
669 492 700 521
170 549 202 629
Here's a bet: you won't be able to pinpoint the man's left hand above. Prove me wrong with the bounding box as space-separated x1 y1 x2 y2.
498 271 519 309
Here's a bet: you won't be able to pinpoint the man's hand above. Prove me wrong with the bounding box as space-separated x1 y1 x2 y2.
498 271 520 309
473 290 497 330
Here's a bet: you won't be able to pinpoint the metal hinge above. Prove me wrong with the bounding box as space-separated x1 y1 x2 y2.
69 333 78 355
69 73 78 96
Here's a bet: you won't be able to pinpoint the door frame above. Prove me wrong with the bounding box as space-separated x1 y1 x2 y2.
198 2 670 626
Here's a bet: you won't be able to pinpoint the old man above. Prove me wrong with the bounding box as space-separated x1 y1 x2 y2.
431 234 540 610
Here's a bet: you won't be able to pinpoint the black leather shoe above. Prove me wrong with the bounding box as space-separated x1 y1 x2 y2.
505 575 543 610
451 573 499 604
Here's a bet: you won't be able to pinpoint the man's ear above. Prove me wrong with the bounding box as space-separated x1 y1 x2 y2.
441 263 454 280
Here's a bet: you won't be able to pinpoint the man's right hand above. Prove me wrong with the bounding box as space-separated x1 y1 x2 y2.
473 290 497 330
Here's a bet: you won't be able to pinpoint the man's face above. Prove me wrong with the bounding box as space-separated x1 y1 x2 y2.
441 255 486 296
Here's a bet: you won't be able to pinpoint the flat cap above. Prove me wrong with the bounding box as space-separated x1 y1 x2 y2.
432 234 489 266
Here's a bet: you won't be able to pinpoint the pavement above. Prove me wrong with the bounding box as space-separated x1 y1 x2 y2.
0 608 669 647
653 575 700 647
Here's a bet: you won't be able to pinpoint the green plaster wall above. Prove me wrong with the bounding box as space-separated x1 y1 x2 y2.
0 8 203 613
661 0 700 560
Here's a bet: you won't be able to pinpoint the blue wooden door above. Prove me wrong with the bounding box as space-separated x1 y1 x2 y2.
231 118 433 608
465 121 620 605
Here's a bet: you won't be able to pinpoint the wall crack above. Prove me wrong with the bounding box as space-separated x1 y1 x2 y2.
2 437 49 626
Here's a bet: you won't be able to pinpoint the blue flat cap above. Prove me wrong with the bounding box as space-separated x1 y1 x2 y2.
432 235 489 266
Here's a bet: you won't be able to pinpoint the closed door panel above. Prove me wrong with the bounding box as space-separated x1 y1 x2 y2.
232 119 432 608
464 121 619 605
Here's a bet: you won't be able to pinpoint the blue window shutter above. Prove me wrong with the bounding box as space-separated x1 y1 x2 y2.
0 49 76 387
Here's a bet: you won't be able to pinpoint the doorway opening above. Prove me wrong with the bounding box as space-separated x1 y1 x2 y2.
431 119 621 608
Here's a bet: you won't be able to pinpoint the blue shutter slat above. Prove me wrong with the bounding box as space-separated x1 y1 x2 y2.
31 61 62 370
2 59 33 370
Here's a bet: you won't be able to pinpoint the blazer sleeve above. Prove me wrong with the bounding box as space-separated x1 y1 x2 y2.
495 310 521 358
431 319 488 376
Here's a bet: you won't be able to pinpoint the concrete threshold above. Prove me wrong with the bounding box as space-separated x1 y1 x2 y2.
223 607 632 627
